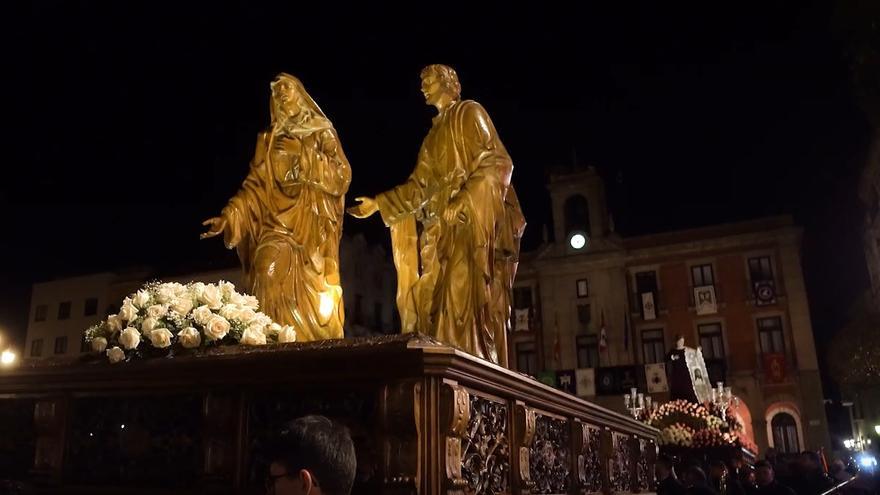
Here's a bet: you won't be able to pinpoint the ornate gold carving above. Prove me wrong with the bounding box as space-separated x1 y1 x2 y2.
441 382 471 489
461 394 510 493
530 414 571 494
347 64 525 366
635 438 655 493
202 73 351 342
514 403 537 492
577 422 603 494
609 432 633 493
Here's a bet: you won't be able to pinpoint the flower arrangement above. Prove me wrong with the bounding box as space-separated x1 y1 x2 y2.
83 281 295 364
643 399 748 449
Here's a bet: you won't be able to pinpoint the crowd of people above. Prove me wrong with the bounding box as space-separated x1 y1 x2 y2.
657 449 878 495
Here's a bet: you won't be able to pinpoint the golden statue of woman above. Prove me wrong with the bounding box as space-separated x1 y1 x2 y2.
348 65 525 365
201 73 351 341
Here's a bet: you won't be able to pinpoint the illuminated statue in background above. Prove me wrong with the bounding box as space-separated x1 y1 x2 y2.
202 73 351 341
348 65 525 366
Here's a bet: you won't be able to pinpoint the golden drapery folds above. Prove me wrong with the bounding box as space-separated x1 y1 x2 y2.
204 74 351 341
372 65 525 366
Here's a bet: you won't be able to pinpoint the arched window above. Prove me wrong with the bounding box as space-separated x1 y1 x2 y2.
771 412 800 453
564 195 591 237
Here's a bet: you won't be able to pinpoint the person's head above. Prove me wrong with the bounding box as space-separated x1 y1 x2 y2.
265 415 356 495
684 465 708 487
799 451 822 471
709 460 728 480
675 334 685 349
420 64 461 109
656 454 676 480
755 460 775 487
830 459 845 475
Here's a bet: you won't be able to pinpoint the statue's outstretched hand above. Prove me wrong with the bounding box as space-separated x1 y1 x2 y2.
347 197 379 219
200 217 227 239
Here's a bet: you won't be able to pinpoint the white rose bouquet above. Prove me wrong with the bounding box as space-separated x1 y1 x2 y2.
83 280 296 363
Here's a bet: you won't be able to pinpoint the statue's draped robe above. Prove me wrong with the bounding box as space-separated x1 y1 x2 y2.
221 120 351 341
377 100 525 365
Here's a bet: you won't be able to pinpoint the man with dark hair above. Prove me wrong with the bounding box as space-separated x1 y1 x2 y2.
789 451 833 495
709 459 747 495
755 460 796 495
657 454 687 495
684 465 718 495
265 415 357 495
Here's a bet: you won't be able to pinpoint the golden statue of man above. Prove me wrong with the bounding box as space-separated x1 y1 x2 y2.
349 65 525 365
202 73 351 341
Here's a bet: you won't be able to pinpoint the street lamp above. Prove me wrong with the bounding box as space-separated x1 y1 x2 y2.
0 349 16 366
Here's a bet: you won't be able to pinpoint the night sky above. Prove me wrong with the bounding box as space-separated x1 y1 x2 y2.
1 1 873 386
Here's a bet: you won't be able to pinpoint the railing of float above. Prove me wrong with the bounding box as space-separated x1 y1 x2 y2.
819 475 861 495
0 333 659 495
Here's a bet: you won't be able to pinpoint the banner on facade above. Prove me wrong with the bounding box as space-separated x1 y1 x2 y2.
537 370 557 388
576 368 596 397
645 363 669 393
694 285 718 315
556 369 576 394
641 292 657 320
763 352 786 383
514 308 530 331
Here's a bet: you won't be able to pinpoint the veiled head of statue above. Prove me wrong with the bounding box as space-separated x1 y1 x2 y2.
420 64 461 105
269 73 330 131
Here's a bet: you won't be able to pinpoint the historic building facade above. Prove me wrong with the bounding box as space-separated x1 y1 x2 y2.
509 167 830 453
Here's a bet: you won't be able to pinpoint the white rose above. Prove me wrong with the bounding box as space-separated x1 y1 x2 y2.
240 326 267 346
242 295 259 310
133 290 151 309
237 308 257 324
219 304 242 321
119 298 138 322
228 291 246 306
266 322 282 336
91 337 108 353
200 284 223 310
141 317 159 333
253 312 272 328
190 282 206 300
106 314 124 335
119 327 141 350
247 322 267 338
219 280 236 299
156 285 176 304
204 315 230 341
172 282 189 296
106 346 126 364
192 305 214 326
170 296 194 316
177 327 202 349
146 304 168 319
277 325 297 343
149 328 173 348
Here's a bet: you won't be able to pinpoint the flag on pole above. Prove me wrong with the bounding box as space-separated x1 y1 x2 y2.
598 309 608 352
553 313 561 365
